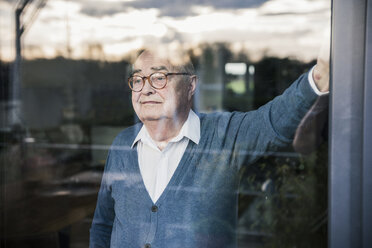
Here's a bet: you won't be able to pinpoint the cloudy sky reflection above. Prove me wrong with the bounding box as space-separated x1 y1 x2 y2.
0 0 330 61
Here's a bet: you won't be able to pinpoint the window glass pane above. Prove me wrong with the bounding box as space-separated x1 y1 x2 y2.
1 0 330 247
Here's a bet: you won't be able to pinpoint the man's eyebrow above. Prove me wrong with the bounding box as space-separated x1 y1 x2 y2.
151 66 169 71
131 69 141 75
130 66 169 76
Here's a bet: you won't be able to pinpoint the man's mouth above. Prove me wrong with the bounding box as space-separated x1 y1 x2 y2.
141 101 161 104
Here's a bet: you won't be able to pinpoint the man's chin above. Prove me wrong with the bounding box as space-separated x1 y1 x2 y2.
139 114 165 122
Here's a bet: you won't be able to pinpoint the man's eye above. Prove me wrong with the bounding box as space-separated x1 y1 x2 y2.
133 78 142 84
156 76 166 81
151 73 166 81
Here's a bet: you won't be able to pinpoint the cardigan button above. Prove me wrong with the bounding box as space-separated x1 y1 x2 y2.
151 205 158 212
144 243 151 248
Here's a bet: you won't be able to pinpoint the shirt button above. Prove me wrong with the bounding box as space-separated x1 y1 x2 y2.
144 243 151 248
151 205 158 212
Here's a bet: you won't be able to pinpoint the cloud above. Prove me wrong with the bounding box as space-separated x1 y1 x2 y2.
80 1 128 17
1 0 330 62
79 0 269 18
261 10 319 16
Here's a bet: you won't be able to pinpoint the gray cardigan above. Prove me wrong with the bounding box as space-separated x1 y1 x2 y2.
90 73 318 248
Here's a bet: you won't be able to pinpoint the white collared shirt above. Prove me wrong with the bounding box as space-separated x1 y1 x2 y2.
131 110 200 203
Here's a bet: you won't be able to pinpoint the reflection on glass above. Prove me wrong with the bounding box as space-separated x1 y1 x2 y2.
0 0 330 247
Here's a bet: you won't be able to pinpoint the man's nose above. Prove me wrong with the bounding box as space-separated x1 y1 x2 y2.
141 78 155 95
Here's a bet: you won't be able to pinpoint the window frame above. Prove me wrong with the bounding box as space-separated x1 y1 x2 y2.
329 0 372 247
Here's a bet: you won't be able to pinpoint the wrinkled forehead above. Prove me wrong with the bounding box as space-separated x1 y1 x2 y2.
133 49 191 72
133 51 172 71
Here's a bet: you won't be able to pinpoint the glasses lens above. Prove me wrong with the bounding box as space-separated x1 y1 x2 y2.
150 73 167 89
129 76 143 91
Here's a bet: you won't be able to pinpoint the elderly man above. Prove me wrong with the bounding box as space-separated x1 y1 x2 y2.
90 49 329 248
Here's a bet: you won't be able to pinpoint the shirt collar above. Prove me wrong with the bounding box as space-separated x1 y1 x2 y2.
131 109 200 149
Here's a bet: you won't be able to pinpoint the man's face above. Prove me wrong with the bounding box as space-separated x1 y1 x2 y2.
131 51 194 124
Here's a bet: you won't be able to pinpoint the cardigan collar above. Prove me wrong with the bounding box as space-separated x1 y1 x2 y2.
131 110 200 149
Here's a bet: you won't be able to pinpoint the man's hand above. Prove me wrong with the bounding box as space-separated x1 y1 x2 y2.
313 25 331 92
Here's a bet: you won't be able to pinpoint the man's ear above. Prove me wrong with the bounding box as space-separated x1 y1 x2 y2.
188 75 197 100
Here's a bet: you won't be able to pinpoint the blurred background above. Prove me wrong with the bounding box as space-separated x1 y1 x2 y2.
0 0 330 247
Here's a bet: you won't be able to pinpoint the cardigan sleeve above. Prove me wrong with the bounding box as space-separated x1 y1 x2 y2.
89 150 115 248
255 71 319 146
215 71 319 167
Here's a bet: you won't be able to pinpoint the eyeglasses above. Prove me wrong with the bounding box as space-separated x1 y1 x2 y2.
128 72 191 92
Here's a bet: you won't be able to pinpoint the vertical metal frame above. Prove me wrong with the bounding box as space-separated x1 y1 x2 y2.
330 0 372 247
362 0 372 246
